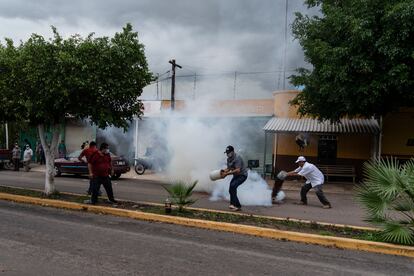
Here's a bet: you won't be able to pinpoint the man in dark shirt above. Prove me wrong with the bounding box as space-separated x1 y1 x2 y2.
84 143 117 205
221 145 248 211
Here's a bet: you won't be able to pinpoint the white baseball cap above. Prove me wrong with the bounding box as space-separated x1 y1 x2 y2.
295 156 306 163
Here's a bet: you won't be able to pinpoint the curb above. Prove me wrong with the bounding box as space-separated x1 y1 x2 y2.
0 192 413 258
0 185 377 232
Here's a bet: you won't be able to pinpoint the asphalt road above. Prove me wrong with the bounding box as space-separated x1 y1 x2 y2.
0 200 412 275
0 170 367 226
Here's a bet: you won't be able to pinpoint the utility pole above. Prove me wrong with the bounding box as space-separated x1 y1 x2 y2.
156 73 159 100
282 0 288 90
193 73 197 100
169 59 182 110
5 123 8 149
233 71 237 99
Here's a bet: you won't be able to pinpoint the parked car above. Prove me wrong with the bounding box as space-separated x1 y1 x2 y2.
54 150 130 179
0 149 13 169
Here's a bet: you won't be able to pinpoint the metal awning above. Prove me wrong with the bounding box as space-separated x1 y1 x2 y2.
263 117 380 134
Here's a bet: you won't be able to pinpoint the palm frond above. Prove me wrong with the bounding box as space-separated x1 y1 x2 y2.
358 158 414 245
362 158 399 200
162 180 198 212
378 222 414 245
355 185 389 216
402 160 414 200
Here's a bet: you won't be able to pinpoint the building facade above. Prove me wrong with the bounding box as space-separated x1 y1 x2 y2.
263 90 414 181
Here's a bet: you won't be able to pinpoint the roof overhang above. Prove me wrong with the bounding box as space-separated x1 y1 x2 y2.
263 117 380 134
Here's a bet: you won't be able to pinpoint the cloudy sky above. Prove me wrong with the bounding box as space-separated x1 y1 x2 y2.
0 0 316 99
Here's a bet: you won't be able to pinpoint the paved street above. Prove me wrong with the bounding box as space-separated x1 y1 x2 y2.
0 169 368 226
0 200 412 275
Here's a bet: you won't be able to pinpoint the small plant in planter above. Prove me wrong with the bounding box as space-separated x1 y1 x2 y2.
356 158 414 245
163 180 198 212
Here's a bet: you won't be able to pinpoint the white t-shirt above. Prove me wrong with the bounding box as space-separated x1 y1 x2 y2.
23 148 33 161
294 162 324 187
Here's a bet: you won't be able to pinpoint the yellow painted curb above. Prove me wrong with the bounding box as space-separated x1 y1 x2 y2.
0 192 413 258
0 185 377 232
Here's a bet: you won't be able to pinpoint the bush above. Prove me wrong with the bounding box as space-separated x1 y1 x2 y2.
356 158 414 245
163 180 198 212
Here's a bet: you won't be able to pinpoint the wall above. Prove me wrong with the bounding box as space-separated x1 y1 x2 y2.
65 120 96 153
273 90 300 118
337 134 371 159
270 90 376 181
382 109 414 158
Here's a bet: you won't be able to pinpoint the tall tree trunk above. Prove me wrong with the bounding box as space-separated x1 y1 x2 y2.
38 124 60 195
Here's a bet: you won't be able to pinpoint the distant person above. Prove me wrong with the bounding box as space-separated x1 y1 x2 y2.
23 144 33 172
84 143 117 205
23 139 32 150
78 141 99 195
272 170 285 203
39 143 45 165
286 156 332 209
221 145 248 211
58 140 67 158
12 143 21 171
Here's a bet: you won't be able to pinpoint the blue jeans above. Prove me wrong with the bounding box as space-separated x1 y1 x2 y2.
229 175 247 208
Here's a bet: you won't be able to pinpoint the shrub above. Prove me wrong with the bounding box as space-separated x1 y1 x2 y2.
356 158 414 245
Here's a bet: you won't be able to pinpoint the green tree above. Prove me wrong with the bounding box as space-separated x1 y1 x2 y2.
290 0 414 121
0 24 152 194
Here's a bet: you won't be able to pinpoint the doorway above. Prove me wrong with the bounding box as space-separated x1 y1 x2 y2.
318 135 337 164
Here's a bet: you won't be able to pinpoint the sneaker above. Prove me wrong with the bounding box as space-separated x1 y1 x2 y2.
322 204 332 209
229 204 237 210
295 201 307 205
83 199 94 205
107 199 118 204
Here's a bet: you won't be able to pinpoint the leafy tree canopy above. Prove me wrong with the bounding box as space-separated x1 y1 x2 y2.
290 0 414 121
0 23 152 129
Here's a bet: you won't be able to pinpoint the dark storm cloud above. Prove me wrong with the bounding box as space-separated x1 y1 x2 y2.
0 0 316 96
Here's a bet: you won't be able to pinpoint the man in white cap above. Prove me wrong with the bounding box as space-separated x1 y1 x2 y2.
287 156 331 209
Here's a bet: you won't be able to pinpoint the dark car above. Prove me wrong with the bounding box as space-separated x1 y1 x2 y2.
54 150 130 179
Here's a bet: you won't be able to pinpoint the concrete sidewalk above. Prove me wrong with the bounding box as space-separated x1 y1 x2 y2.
19 164 366 227
31 164 356 194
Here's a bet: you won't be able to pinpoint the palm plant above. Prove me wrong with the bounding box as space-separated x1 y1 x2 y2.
163 180 198 212
356 158 414 245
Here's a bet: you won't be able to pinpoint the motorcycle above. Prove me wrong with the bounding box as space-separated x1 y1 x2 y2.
134 157 165 175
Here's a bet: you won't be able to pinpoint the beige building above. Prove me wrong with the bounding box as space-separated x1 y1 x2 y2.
263 90 414 181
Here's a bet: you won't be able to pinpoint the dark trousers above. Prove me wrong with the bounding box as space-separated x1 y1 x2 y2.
91 176 115 204
87 178 101 194
300 183 330 206
229 175 247 208
13 158 20 171
272 179 284 198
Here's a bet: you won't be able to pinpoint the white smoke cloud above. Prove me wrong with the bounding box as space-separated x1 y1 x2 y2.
210 171 272 206
141 95 273 206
